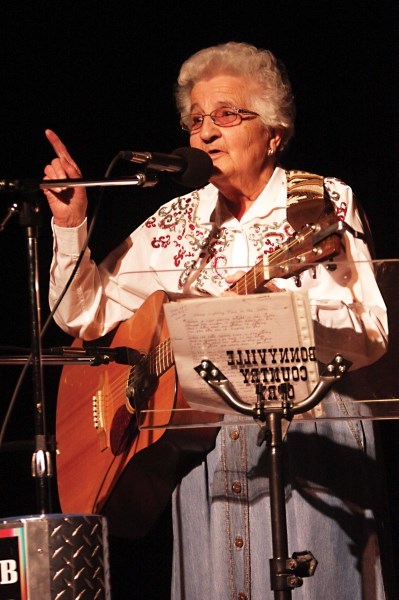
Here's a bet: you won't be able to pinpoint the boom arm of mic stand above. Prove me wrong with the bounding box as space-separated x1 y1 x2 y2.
39 174 158 189
0 173 159 194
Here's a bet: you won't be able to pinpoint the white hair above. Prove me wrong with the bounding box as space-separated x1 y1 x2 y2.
175 41 296 151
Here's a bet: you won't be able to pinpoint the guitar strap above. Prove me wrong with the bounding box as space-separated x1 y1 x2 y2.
286 169 331 231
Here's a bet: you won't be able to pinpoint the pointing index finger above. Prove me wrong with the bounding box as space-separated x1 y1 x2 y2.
45 128 80 171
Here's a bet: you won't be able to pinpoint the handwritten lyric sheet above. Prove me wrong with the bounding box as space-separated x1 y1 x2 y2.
163 291 319 414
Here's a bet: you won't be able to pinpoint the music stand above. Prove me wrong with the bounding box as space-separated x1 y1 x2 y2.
193 354 349 599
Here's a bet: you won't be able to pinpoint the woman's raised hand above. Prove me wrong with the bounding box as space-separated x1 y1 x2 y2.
43 129 88 227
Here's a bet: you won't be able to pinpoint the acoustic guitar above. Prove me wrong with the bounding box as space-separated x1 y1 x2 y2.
55 213 342 517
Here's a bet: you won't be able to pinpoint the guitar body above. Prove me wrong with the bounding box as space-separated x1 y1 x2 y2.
56 290 184 516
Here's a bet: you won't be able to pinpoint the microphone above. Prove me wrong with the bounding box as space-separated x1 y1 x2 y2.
119 147 213 188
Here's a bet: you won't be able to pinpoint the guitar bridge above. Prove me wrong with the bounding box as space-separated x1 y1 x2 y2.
93 389 105 431
92 373 110 452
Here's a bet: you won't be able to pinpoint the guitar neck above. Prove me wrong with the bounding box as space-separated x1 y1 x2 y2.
230 213 342 295
230 260 266 295
148 338 174 377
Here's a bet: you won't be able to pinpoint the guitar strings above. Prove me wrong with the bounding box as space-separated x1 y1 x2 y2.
232 218 334 296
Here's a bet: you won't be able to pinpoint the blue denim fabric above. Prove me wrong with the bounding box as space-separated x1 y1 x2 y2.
171 410 386 600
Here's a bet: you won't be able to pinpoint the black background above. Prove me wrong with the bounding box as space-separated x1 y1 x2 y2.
0 1 398 598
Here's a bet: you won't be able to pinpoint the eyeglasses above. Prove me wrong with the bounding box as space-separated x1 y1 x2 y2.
180 106 260 133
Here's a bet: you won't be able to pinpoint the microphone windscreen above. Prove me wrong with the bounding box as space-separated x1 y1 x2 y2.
171 147 213 188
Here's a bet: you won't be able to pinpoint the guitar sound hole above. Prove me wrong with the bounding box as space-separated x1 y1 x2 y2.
126 362 159 410
110 405 138 456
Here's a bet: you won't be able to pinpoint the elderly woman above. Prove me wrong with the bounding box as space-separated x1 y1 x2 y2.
44 42 389 599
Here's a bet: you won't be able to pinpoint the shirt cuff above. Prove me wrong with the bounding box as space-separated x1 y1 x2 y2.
52 217 88 256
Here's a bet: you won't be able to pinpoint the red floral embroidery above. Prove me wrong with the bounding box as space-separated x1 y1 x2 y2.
174 248 186 266
335 201 347 221
145 217 157 228
151 235 171 249
263 233 286 254
177 227 186 241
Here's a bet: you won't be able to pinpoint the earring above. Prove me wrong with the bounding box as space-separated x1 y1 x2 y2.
268 148 274 156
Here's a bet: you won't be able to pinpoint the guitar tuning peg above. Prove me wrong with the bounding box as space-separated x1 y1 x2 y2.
325 259 337 272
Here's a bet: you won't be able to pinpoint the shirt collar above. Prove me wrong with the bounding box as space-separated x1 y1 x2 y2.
193 167 287 228
210 166 287 229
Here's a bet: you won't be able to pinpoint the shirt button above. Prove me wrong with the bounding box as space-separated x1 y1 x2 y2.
230 429 240 441
232 481 242 494
235 536 244 549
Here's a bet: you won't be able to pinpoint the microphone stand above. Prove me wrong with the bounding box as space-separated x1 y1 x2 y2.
0 172 163 598
19 195 53 514
0 173 157 514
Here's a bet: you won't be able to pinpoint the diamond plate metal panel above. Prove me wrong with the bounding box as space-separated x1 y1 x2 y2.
1 514 110 600
47 515 110 599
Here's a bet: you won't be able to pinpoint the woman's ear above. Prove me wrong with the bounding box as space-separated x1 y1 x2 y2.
268 127 283 154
